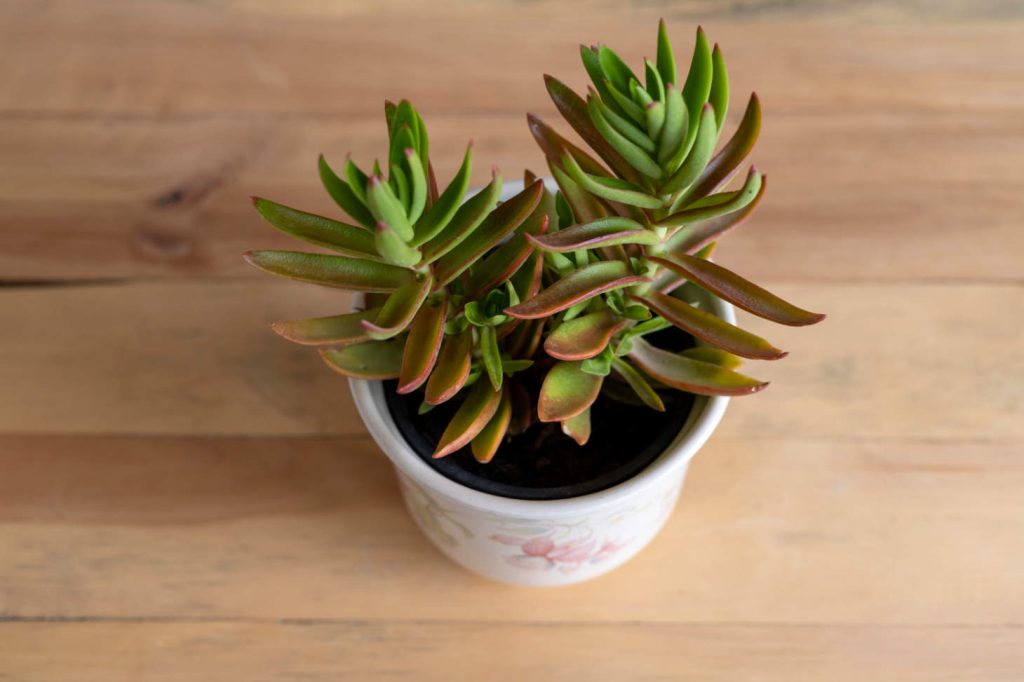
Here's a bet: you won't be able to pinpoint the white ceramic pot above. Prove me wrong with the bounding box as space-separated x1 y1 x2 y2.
349 180 734 586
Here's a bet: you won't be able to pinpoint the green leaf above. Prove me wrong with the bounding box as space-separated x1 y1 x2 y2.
587 96 663 180
404 148 428 224
663 175 766 255
549 162 609 225
527 113 611 177
662 104 718 195
318 155 376 230
505 260 648 319
345 158 370 203
634 291 786 360
611 357 665 411
581 345 615 376
680 26 714 157
389 160 411 213
709 44 729 131
374 220 421 267
598 45 640 97
389 125 417 180
628 338 767 396
591 95 656 153
471 388 511 463
412 145 473 245
243 250 411 291
657 83 687 168
682 93 761 203
545 308 626 361
501 358 534 375
480 325 503 391
271 307 381 346
606 80 649 126
580 45 627 121
420 172 501 262
681 346 743 370
366 176 413 242
397 295 448 394
432 179 543 286
320 339 405 379
645 101 665 141
252 197 379 259
561 152 662 209
425 330 473 405
648 254 827 326
433 379 503 458
361 273 433 340
658 168 762 228
537 361 603 422
561 408 591 445
645 60 666 102
527 216 656 253
656 19 677 86
544 75 644 185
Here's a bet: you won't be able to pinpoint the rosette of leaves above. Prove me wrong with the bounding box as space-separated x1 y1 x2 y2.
506 22 826 441
245 101 547 462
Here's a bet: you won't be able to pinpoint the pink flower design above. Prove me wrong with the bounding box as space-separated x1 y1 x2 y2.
490 532 628 572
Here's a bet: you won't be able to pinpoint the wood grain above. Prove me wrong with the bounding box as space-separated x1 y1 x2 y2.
1 434 1021 624
1 621 1020 682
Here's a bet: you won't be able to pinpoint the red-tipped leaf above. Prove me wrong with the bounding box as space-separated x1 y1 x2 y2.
561 408 591 445
433 380 503 458
505 261 647 320
683 93 761 202
424 330 473 405
538 361 603 422
628 338 767 396
320 339 405 379
397 296 448 394
527 217 657 253
471 388 512 463
361 273 433 340
544 309 627 360
243 250 411 292
649 255 827 326
272 307 381 346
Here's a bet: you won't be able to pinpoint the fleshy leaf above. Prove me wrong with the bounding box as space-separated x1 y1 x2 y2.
412 144 473 245
527 216 656 253
649 254 827 326
397 295 448 394
549 162 609 225
404 148 428 224
544 309 627 360
598 45 640 98
592 95 656 153
433 379 503 458
682 93 761 203
657 84 687 167
587 96 663 180
628 338 767 396
527 113 610 177
681 346 743 370
425 330 472 405
537 361 603 422
658 168 762 227
656 19 677 85
680 27 714 156
561 408 591 445
663 175 766 256
561 153 661 208
611 357 665 411
480 325 503 391
361 273 433 340
318 155 376 229
420 171 501 262
320 339 404 379
709 44 729 131
366 176 413 242
252 197 378 259
645 59 666 103
432 180 544 286
243 250 411 291
505 261 648 319
464 215 548 297
471 388 512 463
271 307 381 346
374 220 421 267
662 104 718 195
634 291 787 360
645 101 665 141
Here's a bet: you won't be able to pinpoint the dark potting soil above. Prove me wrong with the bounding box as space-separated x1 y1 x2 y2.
383 328 697 501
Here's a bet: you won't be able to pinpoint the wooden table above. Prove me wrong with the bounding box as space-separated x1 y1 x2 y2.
1 1 1022 679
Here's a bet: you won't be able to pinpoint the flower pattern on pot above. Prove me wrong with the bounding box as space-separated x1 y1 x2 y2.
491 531 626 572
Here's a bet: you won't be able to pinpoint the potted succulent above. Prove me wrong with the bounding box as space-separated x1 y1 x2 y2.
245 22 824 586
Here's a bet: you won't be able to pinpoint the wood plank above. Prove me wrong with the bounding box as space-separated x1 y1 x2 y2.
1 434 1021 624
2 110 1022 282
2 2 1022 116
0 621 1020 682
0 280 1020 439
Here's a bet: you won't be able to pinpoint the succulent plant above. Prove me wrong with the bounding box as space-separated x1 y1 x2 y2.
504 21 826 440
247 22 824 464
245 101 549 462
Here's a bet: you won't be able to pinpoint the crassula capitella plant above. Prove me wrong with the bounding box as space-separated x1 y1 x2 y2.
246 22 824 464
502 21 825 423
